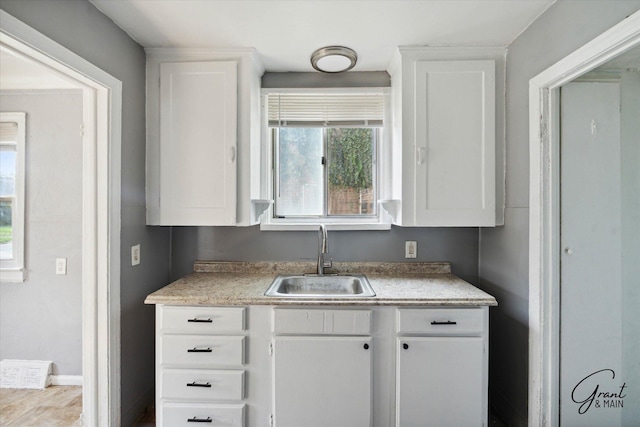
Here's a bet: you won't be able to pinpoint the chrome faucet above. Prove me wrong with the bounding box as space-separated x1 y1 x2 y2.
317 224 332 275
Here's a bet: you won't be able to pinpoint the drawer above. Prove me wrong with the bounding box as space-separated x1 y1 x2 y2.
397 308 484 335
160 306 245 333
162 335 245 367
274 309 371 335
161 369 244 401
162 403 244 427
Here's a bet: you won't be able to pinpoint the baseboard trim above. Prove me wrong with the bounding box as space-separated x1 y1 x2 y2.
122 385 155 427
50 375 83 386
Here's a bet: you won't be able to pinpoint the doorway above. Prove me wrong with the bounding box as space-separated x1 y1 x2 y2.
559 70 639 425
0 10 122 425
528 10 640 426
1 76 84 423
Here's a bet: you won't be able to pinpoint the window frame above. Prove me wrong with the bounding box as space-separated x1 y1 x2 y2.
0 112 26 282
260 88 392 231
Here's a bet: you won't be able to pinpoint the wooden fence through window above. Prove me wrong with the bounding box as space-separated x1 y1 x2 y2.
328 188 374 215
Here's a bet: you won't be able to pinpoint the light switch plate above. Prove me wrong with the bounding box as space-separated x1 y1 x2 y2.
131 244 141 266
56 258 67 275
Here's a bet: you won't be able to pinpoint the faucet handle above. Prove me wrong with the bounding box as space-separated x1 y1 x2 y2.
323 257 333 269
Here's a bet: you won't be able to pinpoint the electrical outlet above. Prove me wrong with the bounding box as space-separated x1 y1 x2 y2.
56 258 67 275
131 244 141 266
405 241 417 259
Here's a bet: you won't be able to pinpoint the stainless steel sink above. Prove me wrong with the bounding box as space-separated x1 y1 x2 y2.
264 274 376 298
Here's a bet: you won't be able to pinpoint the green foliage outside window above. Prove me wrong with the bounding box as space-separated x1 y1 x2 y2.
327 128 373 191
0 201 12 244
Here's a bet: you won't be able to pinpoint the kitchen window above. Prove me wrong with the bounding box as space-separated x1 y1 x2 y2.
262 90 389 230
0 113 26 282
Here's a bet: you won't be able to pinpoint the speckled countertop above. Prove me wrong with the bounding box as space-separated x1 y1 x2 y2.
144 261 497 307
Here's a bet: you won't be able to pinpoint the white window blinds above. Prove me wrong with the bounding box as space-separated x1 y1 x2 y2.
267 92 384 127
0 122 18 143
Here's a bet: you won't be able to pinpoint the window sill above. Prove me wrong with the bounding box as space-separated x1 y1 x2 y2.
260 222 391 231
0 268 25 283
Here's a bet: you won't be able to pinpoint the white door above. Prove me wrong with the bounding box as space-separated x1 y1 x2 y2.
273 336 372 427
396 337 483 427
560 80 638 426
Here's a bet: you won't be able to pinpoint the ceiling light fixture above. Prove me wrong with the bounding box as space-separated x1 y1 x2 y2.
311 46 358 73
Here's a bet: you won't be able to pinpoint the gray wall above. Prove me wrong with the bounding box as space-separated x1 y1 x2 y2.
478 1 640 425
0 90 83 376
171 226 480 283
0 1 172 425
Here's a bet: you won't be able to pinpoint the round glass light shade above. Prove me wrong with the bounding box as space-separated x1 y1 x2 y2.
311 46 357 73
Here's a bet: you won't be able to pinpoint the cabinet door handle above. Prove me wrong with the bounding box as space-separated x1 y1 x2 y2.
363 343 369 350
187 416 212 423
187 318 213 323
187 347 213 353
187 382 212 388
430 320 457 325
403 343 409 350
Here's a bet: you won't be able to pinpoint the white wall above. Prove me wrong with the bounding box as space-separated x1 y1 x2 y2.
478 1 640 425
620 71 640 427
0 90 83 376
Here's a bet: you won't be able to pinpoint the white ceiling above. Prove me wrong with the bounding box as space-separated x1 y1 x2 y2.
90 0 556 72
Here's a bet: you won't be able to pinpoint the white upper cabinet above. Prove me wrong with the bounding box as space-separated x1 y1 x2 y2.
387 47 505 226
159 60 237 225
146 49 264 226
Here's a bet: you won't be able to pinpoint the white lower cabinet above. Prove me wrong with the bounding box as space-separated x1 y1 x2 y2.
396 337 484 426
156 306 247 427
161 369 245 401
162 403 245 427
396 307 489 427
273 337 372 427
161 335 245 367
155 305 488 427
272 308 373 427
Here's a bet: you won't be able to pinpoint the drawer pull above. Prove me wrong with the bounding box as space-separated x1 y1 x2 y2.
187 347 213 353
186 381 212 388
403 343 409 350
430 320 457 325
187 416 212 423
188 318 213 323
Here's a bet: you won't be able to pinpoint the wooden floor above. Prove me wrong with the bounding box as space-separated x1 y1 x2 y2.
0 386 82 426
0 387 507 427
133 405 156 426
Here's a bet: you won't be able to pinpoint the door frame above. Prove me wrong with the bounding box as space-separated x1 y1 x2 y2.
0 10 122 425
528 10 640 427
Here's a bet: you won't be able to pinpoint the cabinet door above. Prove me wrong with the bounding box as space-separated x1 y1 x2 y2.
412 60 495 226
159 61 237 225
397 336 483 427
273 337 372 427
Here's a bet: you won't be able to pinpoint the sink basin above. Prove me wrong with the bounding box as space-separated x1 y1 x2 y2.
264 274 376 298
